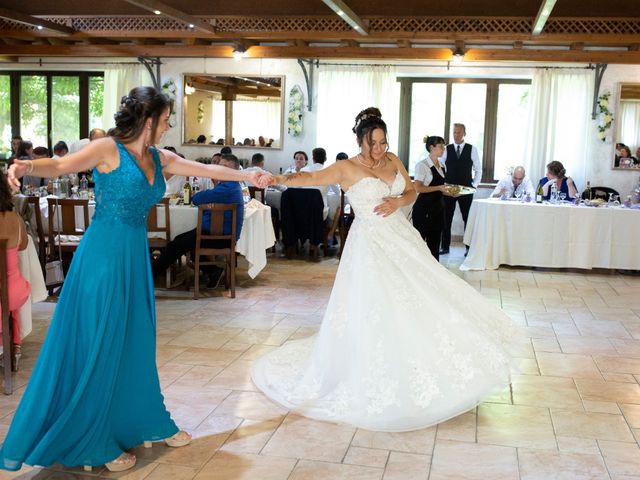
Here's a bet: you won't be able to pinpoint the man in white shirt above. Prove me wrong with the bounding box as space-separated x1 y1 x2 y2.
301 147 329 220
491 166 534 199
440 123 481 254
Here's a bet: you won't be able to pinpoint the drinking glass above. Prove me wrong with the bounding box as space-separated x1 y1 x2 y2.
558 192 566 202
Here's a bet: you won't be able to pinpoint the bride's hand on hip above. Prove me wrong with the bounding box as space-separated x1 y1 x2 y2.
373 196 399 217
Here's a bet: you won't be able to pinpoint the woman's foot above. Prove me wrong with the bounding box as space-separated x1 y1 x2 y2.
105 452 136 472
144 430 192 449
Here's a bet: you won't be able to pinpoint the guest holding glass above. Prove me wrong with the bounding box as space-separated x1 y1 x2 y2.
412 135 451 261
491 166 534 200
537 160 578 201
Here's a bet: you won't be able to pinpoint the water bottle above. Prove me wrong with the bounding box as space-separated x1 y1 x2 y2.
53 177 61 197
550 182 558 204
79 174 88 197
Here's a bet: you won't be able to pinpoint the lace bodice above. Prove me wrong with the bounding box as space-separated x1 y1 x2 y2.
92 143 165 226
346 171 405 220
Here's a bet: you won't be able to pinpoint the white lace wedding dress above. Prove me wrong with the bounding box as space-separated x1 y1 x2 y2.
251 171 516 432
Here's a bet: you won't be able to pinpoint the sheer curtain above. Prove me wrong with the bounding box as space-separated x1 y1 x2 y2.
102 65 152 132
317 65 399 162
619 100 640 151
523 69 594 190
232 99 281 147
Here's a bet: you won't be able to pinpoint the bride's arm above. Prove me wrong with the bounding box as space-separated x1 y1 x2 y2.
272 161 344 187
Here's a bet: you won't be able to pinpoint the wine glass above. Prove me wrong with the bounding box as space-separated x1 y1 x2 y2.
558 192 566 203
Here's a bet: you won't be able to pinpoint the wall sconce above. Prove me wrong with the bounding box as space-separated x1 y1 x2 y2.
184 83 195 95
452 47 465 65
233 46 247 61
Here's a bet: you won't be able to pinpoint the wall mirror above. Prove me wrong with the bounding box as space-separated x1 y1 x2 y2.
613 82 640 169
182 74 284 149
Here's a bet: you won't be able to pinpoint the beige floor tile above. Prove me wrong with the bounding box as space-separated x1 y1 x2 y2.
552 321 581 336
162 384 232 430
168 325 242 349
262 414 356 462
207 360 259 391
219 419 281 454
237 344 277 361
595 356 640 375
156 345 189 367
603 372 638 383
0 467 50 479
620 404 640 428
574 319 632 339
343 447 389 469
435 411 476 442
157 363 194 388
517 449 609 480
514 358 540 375
131 433 227 470
230 328 297 346
599 440 640 477
551 410 635 442
382 451 430 480
477 403 556 449
582 400 621 414
531 337 562 353
575 378 640 404
351 426 436 454
611 338 640 357
213 391 288 421
536 352 603 379
224 312 287 330
288 460 383 480
512 375 584 410
142 464 198 480
555 435 601 455
526 312 574 324
171 365 225 388
557 336 618 355
193 452 296 480
429 439 518 480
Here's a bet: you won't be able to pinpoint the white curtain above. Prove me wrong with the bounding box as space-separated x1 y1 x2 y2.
102 65 152 132
232 99 282 147
523 69 594 191
317 65 400 163
619 100 640 152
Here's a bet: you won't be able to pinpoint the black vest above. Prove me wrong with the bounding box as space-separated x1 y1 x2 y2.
444 143 473 187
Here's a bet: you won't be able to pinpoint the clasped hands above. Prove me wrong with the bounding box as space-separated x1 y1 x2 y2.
247 171 276 189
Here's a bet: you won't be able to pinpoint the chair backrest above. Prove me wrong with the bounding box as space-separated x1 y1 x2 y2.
25 196 46 272
582 186 620 200
147 197 171 240
248 186 266 204
47 198 90 235
281 188 324 245
195 203 237 252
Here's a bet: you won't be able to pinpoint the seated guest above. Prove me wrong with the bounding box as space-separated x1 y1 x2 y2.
0 170 31 369
89 128 106 141
22 146 49 188
244 153 266 173
537 160 578 201
618 146 637 167
220 146 232 155
336 152 349 161
491 166 534 199
284 151 308 173
152 154 244 288
302 148 330 220
52 141 69 158
196 134 206 144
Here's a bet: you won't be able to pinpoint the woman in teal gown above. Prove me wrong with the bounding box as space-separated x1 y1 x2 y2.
2 87 263 472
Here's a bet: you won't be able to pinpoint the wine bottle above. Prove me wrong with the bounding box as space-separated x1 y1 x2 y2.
536 183 543 203
585 181 592 201
183 176 192 205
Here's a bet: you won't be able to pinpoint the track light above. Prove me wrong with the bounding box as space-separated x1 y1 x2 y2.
452 47 465 65
233 46 247 61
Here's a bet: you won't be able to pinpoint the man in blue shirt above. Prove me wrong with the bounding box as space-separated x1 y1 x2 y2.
152 154 244 288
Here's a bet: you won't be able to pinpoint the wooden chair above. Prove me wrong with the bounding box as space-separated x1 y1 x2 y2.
322 206 341 256
0 238 13 394
248 186 266 204
47 198 90 277
188 204 237 299
338 190 355 258
24 196 47 275
582 186 620 200
147 197 172 288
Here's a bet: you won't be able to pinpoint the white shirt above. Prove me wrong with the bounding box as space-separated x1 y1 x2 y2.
491 174 534 198
301 162 329 220
414 156 445 186
440 142 482 187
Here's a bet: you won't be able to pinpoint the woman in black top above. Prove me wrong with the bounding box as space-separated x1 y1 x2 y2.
412 135 451 260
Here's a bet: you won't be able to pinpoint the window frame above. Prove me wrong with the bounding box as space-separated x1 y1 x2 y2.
1 70 104 153
397 77 531 183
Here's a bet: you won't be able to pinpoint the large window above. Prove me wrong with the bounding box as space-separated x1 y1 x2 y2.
0 71 104 160
399 78 530 181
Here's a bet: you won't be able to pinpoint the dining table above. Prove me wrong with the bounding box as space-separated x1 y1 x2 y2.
461 198 640 271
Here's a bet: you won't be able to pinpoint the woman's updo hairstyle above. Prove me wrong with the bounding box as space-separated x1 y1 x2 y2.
546 160 566 178
109 86 172 144
423 135 445 152
352 107 388 149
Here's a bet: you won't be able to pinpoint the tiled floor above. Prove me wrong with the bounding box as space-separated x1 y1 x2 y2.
2 245 640 479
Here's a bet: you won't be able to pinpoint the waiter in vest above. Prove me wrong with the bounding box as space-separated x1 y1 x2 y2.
440 123 482 255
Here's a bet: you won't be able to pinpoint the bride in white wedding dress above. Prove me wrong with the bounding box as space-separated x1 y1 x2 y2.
251 108 516 432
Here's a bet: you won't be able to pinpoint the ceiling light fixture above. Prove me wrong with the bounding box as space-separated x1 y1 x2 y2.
153 9 162 15
321 0 368 35
532 0 558 35
452 47 465 65
233 46 247 61
184 83 195 95
36 25 43 30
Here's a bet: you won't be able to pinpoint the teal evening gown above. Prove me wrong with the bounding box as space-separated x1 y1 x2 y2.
0 142 179 470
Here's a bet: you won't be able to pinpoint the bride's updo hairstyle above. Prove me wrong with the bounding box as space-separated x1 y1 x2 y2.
352 107 388 150
109 86 172 144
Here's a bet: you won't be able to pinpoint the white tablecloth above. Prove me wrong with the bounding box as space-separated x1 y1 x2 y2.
158 200 275 278
461 198 640 271
17 237 47 340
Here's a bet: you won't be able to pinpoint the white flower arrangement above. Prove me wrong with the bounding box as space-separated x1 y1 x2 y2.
288 85 304 137
197 101 205 124
161 79 177 128
596 91 613 142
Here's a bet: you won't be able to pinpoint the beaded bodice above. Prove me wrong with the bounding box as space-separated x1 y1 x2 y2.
92 142 165 227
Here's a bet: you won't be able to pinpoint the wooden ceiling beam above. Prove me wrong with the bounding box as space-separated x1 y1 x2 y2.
121 0 217 34
0 7 75 35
